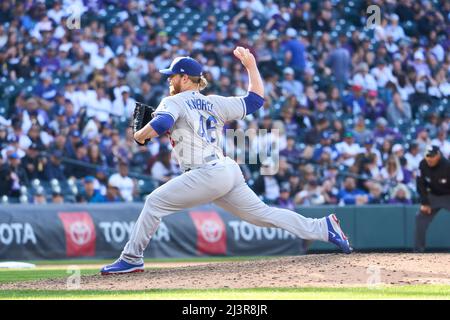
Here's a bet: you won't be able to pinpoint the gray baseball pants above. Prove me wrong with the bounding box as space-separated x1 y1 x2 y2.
121 157 329 264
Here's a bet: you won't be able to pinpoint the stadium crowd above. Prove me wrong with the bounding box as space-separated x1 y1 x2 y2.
0 0 449 206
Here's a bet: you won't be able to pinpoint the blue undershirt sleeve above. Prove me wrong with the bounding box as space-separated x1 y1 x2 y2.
243 91 265 115
149 113 175 135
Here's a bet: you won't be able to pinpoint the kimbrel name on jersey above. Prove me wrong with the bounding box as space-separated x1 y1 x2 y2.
185 98 213 112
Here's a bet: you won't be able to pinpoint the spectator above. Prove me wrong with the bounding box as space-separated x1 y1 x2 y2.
112 86 136 119
344 85 366 117
338 176 370 205
368 182 385 204
415 127 432 155
0 153 28 198
253 158 280 203
389 184 413 205
326 36 352 91
44 150 66 181
276 183 295 210
387 91 412 127
108 161 135 202
404 142 422 172
313 131 339 163
358 138 382 168
282 28 306 78
295 179 326 206
384 14 405 42
370 59 396 88
352 62 377 91
86 144 108 177
363 90 387 121
105 183 123 202
353 116 373 145
380 155 404 185
51 191 64 204
336 132 360 167
392 144 405 159
321 178 339 205
65 142 90 179
80 176 105 203
280 135 302 167
33 188 47 204
373 117 401 145
431 128 450 158
280 67 303 101
21 143 46 181
151 147 179 186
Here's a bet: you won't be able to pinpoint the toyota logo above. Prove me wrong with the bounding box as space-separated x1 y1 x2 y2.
69 221 92 246
200 219 222 243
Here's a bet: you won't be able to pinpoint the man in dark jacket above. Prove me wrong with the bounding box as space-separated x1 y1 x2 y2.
44 150 66 181
0 153 29 198
415 145 450 252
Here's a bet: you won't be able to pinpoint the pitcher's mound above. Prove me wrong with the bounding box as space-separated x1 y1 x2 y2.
2 253 450 290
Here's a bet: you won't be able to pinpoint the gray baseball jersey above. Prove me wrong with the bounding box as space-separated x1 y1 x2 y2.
120 90 329 264
154 90 246 171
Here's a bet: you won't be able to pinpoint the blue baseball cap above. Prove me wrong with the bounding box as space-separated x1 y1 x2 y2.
84 176 95 183
159 57 203 77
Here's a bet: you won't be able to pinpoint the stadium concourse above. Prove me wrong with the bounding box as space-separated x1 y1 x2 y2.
0 0 449 206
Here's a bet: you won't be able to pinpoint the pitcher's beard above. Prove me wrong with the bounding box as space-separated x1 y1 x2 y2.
169 83 181 96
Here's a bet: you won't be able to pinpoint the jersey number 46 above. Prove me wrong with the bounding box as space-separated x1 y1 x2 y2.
198 115 218 143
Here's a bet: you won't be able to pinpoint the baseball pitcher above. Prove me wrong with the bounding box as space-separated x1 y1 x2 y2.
101 47 352 275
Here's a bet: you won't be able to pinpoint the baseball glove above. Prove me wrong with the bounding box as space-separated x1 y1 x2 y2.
132 101 156 146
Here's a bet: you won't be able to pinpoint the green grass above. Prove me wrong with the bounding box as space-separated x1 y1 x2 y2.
0 268 99 284
1 286 450 300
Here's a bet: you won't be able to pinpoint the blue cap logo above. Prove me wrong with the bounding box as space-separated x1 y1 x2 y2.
159 57 203 77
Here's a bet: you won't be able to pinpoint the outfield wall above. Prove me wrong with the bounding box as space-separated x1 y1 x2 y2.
0 204 448 260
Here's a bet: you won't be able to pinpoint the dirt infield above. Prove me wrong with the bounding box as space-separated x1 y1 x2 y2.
2 253 450 290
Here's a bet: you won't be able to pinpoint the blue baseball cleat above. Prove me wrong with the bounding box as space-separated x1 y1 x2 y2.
100 259 144 275
326 214 353 254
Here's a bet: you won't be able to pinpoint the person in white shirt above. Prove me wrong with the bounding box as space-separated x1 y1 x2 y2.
371 59 396 88
384 14 405 42
336 132 361 167
404 142 422 172
128 52 149 77
74 82 96 113
90 44 114 70
108 161 135 202
392 143 405 159
374 17 388 42
48 1 65 24
112 86 136 118
380 155 404 183
263 0 280 20
431 129 450 158
86 87 112 122
352 62 377 91
79 33 99 57
248 0 265 14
